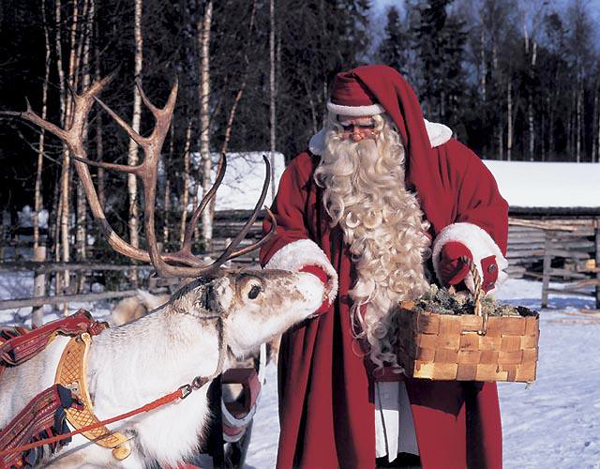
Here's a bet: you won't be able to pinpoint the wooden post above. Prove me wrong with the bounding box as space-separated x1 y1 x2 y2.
541 231 553 308
32 246 46 327
595 218 600 309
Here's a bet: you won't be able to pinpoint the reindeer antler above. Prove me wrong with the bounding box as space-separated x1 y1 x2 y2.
3 76 276 277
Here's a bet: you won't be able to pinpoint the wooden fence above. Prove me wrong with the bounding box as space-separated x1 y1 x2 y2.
2 210 599 318
0 210 265 319
508 212 600 309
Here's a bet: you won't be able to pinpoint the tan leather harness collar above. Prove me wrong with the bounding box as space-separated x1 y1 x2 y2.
55 333 132 460
54 313 229 461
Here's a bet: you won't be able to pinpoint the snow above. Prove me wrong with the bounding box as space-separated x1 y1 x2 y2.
2 273 598 468
191 152 286 211
483 160 600 209
211 156 600 212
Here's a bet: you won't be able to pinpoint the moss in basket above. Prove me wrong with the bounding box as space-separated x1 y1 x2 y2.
412 284 520 317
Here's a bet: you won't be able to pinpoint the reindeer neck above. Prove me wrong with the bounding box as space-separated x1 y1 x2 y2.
87 307 221 405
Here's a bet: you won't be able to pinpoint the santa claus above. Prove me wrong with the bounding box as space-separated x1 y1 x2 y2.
260 65 508 468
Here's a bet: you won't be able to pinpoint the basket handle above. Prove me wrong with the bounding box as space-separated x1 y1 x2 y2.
459 255 488 335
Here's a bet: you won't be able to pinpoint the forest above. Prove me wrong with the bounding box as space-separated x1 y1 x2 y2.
0 0 598 292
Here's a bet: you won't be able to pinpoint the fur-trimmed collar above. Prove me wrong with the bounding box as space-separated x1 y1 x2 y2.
308 119 452 156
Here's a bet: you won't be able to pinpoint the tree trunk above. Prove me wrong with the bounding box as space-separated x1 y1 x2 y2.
576 81 582 163
269 0 277 201
497 123 504 160
164 178 171 245
592 83 598 163
480 27 486 102
61 0 82 297
596 81 600 163
128 0 143 255
34 0 51 250
507 80 513 161
54 0 70 305
179 120 193 245
76 0 94 293
527 42 537 161
199 0 213 250
94 21 105 208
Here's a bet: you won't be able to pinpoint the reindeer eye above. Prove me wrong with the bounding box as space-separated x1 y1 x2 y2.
248 284 262 300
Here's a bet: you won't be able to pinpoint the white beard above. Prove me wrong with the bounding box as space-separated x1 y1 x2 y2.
314 115 431 368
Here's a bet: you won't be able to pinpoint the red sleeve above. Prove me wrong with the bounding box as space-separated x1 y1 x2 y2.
260 152 315 266
452 141 509 255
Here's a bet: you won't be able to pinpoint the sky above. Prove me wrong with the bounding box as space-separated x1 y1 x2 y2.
370 0 600 32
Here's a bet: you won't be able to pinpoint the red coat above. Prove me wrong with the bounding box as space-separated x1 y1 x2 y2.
260 137 508 469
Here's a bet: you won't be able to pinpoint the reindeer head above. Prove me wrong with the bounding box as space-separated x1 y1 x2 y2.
165 269 324 357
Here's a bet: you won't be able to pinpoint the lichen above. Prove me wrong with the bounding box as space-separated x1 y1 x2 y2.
410 284 521 317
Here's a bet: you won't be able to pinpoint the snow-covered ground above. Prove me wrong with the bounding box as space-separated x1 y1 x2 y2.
2 274 598 468
246 278 600 469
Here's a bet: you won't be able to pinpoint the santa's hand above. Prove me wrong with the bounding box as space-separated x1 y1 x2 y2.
299 265 332 314
438 242 499 293
438 242 473 288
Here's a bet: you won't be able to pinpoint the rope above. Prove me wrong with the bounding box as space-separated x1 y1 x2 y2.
459 255 488 335
0 387 185 459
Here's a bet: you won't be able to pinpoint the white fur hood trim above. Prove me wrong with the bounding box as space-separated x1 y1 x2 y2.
308 119 452 156
264 239 339 305
432 222 508 295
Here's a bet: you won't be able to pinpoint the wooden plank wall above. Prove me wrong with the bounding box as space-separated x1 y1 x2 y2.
507 218 597 279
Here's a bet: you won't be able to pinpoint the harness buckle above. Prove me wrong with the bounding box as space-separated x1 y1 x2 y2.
178 384 193 399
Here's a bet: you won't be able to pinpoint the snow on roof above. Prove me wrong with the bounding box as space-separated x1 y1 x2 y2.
483 160 600 209
208 152 286 211
210 155 599 211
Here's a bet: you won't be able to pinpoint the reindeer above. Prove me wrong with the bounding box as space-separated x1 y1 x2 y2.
109 288 283 367
0 77 331 467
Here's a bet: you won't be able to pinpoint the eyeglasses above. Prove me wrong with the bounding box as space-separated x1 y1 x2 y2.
338 119 379 141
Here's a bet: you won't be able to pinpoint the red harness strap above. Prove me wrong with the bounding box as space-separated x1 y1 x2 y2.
0 310 108 467
0 384 75 468
0 309 107 367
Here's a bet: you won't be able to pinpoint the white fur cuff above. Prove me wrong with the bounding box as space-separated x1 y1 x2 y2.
265 239 339 305
432 222 508 295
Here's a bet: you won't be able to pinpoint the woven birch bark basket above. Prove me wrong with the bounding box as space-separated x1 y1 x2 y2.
395 258 540 382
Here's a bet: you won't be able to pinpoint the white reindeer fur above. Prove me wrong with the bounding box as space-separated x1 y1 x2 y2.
0 270 326 467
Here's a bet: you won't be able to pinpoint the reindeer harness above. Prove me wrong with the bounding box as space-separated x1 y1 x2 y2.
0 309 230 467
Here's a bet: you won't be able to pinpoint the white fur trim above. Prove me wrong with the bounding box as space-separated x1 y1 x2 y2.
327 101 385 116
265 239 339 305
424 119 453 148
309 128 326 156
308 119 452 156
432 222 508 295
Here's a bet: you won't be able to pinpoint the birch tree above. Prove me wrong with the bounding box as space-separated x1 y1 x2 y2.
128 0 143 251
269 0 277 201
198 0 213 249
53 0 69 301
33 0 51 250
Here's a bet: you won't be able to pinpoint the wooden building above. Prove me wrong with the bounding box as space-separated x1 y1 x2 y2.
485 161 600 308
